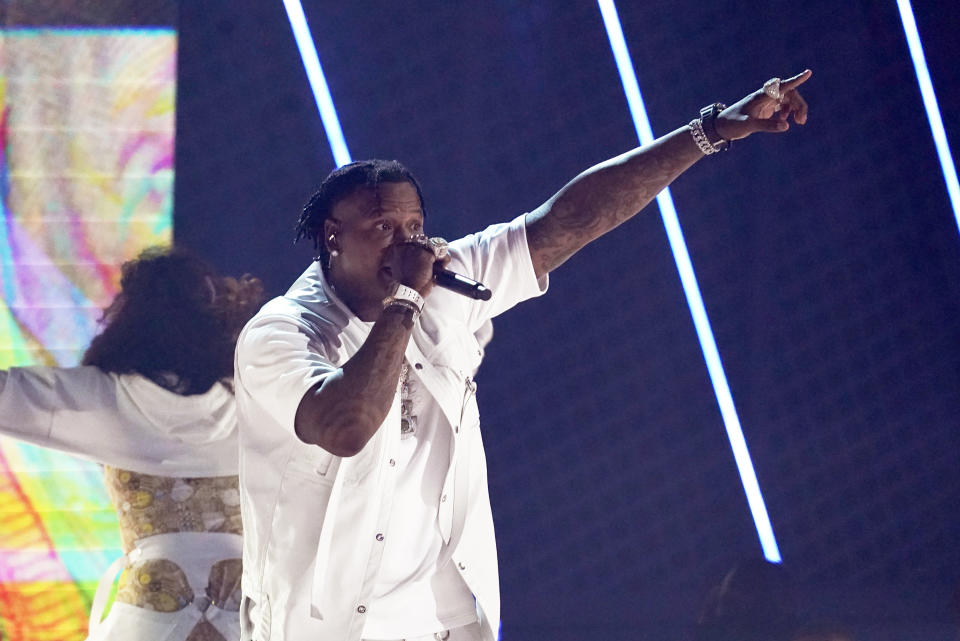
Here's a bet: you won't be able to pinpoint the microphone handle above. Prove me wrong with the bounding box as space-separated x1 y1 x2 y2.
433 268 493 301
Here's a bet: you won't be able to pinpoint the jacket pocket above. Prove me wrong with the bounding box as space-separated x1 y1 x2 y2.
283 441 337 482
239 594 256 641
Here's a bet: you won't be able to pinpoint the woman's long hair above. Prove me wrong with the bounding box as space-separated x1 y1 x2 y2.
82 247 265 395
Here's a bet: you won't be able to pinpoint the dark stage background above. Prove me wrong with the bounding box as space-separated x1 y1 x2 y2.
174 2 960 639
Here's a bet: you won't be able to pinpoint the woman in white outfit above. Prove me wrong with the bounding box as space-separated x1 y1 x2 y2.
0 247 264 641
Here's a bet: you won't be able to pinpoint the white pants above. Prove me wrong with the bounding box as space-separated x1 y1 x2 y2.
87 532 242 641
362 621 483 641
87 601 239 641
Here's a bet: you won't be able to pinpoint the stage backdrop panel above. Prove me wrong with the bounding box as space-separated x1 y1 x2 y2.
0 7 176 640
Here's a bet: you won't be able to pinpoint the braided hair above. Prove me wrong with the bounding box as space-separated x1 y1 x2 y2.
294 159 427 268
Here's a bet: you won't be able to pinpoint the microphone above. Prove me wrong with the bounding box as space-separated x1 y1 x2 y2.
434 265 493 300
424 237 493 300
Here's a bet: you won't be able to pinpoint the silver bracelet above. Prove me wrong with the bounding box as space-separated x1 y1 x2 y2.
688 118 718 155
383 298 421 322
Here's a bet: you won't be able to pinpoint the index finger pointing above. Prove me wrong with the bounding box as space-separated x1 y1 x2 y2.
780 69 812 92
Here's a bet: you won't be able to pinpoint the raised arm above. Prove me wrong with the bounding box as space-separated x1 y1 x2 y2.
0 366 162 470
525 70 811 279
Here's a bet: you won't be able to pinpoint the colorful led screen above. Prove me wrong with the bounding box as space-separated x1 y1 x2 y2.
0 27 176 641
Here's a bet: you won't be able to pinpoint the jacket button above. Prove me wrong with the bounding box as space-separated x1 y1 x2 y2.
357 605 366 614
414 363 423 370
376 533 384 541
388 459 396 467
458 562 466 570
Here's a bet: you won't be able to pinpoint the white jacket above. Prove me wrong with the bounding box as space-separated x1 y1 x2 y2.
235 215 546 641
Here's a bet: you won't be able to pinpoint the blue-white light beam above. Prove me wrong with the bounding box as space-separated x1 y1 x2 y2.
895 0 960 235
597 0 782 563
282 0 352 167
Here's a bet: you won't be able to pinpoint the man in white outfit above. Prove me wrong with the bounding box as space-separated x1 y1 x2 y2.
234 71 811 641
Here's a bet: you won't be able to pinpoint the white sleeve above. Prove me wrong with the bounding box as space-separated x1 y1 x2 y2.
0 366 239 474
447 213 548 332
0 365 122 457
235 313 341 437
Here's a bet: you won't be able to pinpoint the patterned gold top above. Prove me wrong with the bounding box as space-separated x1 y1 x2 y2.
103 467 243 640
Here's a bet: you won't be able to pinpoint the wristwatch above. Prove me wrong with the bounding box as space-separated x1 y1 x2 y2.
383 283 424 322
699 102 730 152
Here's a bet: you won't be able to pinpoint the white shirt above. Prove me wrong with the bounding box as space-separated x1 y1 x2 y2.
235 214 547 641
0 366 238 476
362 361 477 639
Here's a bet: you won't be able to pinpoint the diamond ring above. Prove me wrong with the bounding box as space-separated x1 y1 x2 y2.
763 77 782 101
429 237 448 260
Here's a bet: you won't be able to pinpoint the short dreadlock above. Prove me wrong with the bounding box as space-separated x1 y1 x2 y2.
294 159 427 269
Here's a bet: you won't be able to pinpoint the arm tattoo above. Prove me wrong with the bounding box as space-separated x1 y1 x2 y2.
297 308 413 454
526 125 702 277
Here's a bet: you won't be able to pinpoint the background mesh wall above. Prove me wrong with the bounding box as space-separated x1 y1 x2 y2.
175 1 959 638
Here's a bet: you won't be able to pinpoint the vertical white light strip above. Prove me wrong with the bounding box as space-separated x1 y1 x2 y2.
282 0 353 167
597 0 782 563
895 0 960 234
